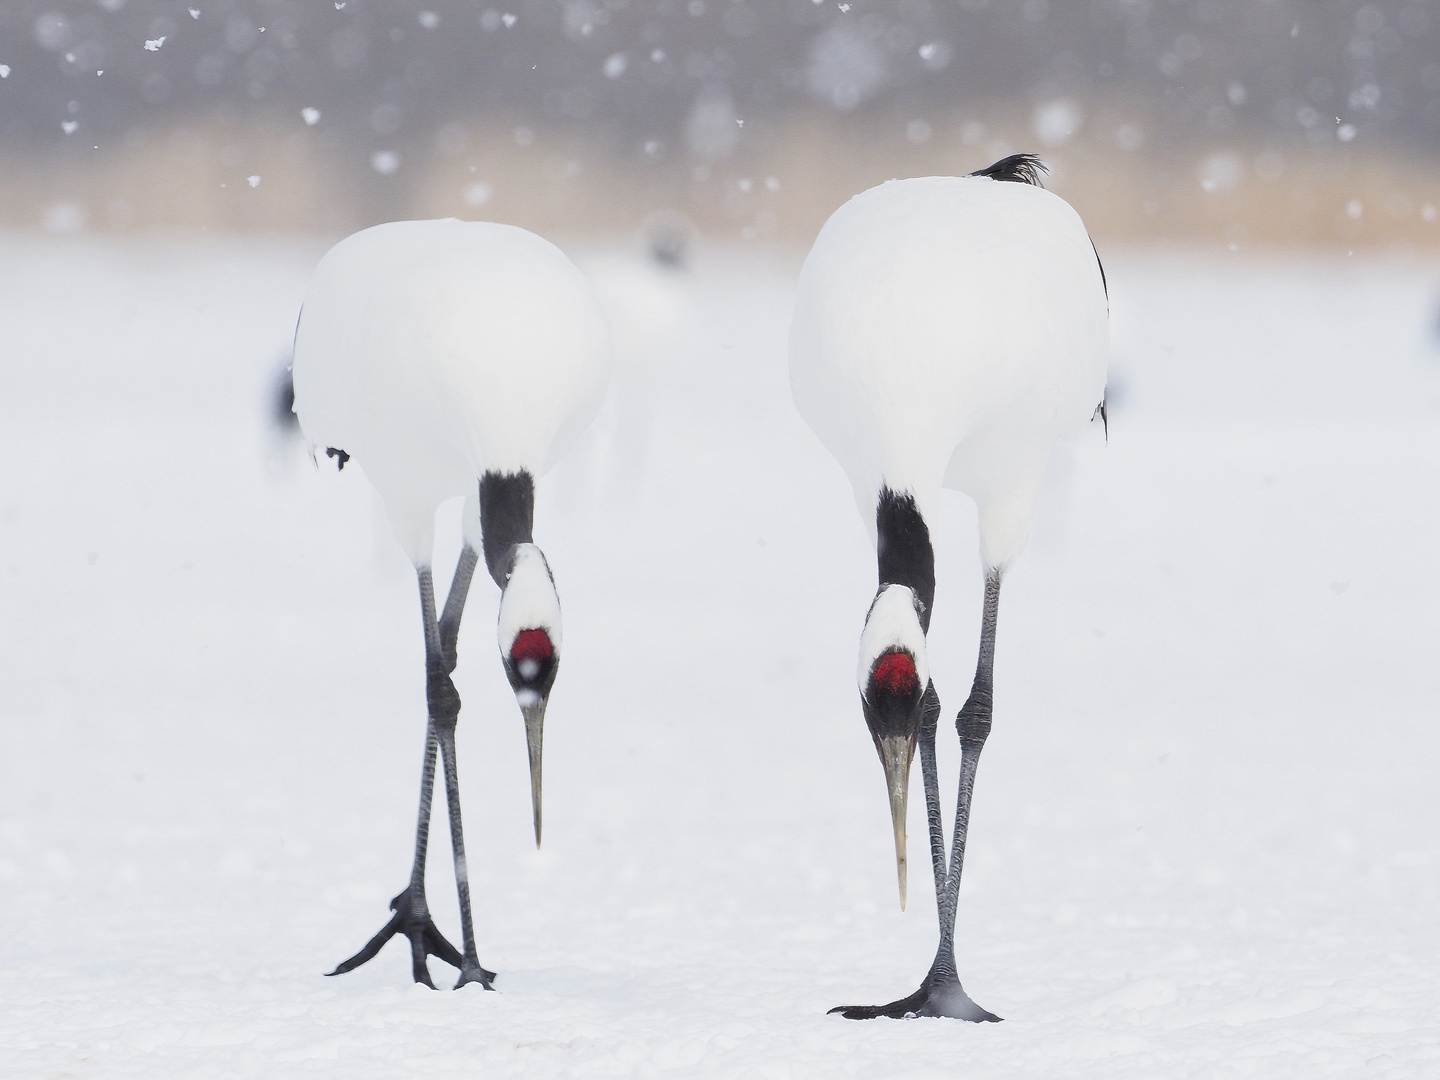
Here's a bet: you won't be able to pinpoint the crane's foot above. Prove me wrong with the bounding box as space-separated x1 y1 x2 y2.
829 971 1000 1021
327 886 496 991
453 957 494 990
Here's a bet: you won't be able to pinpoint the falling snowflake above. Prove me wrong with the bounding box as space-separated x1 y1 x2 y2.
1198 151 1244 195
144 37 165 51
42 203 85 234
1033 99 1083 147
918 41 952 71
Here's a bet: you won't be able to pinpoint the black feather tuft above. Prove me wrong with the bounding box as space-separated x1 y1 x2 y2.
479 470 536 587
875 488 936 633
969 153 1047 187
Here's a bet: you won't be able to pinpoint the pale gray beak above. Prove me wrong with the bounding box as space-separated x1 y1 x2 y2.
876 733 914 910
521 697 547 848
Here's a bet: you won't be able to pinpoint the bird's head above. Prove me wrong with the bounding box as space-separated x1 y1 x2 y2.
496 543 562 848
858 584 930 911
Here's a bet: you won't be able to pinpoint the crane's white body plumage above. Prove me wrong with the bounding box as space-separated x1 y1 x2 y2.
293 219 610 563
789 175 1108 569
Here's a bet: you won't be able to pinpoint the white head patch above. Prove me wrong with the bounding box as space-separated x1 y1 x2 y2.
497 544 563 656
857 584 929 696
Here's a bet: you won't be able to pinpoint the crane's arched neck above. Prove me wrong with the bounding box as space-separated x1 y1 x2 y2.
876 488 936 634
479 470 536 587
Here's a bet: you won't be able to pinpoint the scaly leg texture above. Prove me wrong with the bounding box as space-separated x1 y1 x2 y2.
831 570 1003 1021
328 551 494 988
327 719 466 987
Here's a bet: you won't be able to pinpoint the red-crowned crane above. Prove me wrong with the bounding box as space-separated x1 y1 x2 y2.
789 156 1108 1020
292 219 609 989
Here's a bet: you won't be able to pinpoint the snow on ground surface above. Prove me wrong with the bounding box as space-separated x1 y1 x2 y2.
1 232 1439 1077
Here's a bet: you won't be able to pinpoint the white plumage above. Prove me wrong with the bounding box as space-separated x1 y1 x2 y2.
790 161 1108 1021
790 173 1107 569
294 219 609 562
856 584 930 694
497 544 563 663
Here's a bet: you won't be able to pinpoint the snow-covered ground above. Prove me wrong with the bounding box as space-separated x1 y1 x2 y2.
2 232 1438 1077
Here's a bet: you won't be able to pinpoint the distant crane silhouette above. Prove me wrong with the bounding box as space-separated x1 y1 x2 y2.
292 219 609 988
789 156 1108 1019
578 212 699 510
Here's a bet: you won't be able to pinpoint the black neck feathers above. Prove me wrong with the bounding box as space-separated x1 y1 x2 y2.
479 470 535 587
876 487 936 633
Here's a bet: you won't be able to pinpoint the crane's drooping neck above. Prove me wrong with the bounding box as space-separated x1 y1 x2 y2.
479 470 536 587
480 468 563 678
876 487 936 633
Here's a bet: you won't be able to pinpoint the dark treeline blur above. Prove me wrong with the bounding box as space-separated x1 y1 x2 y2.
1 0 1437 244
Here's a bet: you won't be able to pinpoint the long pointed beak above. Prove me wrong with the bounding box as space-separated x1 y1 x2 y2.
520 696 547 848
876 733 914 910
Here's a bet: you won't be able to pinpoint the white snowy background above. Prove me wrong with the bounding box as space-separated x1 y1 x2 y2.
2 232 1439 1076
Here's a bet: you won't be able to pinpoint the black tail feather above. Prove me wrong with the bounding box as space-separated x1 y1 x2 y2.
969 153 1047 187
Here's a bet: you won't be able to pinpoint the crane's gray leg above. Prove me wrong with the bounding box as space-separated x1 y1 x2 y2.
328 715 464 987
831 571 1002 1021
434 719 490 987
920 567 1002 1020
438 544 479 674
425 551 495 989
328 556 494 988
920 682 949 909
430 548 495 988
